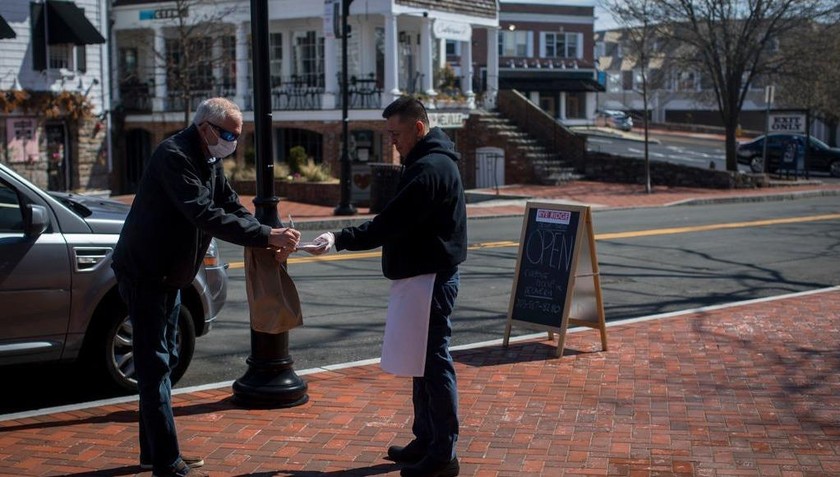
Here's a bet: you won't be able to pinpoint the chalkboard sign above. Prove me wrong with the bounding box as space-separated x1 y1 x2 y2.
504 202 607 357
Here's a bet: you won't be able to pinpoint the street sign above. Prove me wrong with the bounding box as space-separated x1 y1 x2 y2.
768 112 806 133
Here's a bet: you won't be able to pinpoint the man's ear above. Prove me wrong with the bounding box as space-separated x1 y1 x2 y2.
414 119 425 136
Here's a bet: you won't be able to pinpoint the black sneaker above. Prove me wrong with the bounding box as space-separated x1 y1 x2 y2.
400 456 459 477
151 458 208 477
141 455 205 470
387 440 427 464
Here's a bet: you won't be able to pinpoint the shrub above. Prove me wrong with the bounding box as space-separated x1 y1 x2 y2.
288 146 307 175
298 159 336 183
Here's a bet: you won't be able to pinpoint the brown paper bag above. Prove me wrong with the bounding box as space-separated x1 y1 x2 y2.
244 247 303 334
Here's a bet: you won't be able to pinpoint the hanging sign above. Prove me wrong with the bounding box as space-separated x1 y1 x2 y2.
433 20 471 42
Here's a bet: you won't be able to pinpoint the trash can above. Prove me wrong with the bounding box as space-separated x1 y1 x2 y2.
368 163 404 213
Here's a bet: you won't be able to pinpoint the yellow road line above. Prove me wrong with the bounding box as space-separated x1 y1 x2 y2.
225 213 840 269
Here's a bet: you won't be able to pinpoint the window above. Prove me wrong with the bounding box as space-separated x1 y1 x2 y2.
118 47 138 81
676 71 698 92
565 92 586 119
0 181 24 233
445 39 461 56
220 36 236 89
166 37 214 90
292 31 324 87
270 32 283 87
622 70 633 90
48 43 72 70
498 30 530 57
543 32 580 59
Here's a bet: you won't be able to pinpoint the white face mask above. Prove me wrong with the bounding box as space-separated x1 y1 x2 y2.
205 126 237 160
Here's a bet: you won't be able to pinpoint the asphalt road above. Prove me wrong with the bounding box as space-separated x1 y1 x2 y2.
2 196 838 414
586 130 737 171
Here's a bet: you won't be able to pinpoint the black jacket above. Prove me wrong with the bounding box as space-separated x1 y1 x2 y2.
112 124 270 288
335 127 467 280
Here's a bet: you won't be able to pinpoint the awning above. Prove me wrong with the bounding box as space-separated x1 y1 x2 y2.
500 76 606 93
36 0 106 45
0 15 16 39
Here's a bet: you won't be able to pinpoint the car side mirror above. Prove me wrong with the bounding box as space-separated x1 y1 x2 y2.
25 204 49 238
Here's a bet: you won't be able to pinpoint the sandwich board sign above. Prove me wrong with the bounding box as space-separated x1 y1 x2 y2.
503 201 607 357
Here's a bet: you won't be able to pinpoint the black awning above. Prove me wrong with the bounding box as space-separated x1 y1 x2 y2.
34 0 106 46
0 15 16 39
499 71 606 93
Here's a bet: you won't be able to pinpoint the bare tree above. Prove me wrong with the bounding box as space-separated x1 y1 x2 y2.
776 20 840 146
603 0 664 193
120 0 244 126
603 0 839 171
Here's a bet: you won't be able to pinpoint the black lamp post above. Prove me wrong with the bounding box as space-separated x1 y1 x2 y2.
334 0 357 216
232 0 308 408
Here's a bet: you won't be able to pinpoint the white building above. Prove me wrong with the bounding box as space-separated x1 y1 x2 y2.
0 0 112 192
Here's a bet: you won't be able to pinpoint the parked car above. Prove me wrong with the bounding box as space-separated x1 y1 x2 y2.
736 133 840 177
598 110 634 131
0 162 228 391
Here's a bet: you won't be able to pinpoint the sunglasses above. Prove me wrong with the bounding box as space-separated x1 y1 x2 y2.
206 122 239 142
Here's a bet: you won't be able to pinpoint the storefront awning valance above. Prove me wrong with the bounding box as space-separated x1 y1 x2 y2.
32 0 106 46
0 15 16 39
499 74 606 93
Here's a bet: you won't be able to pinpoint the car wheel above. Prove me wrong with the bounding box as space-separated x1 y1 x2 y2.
85 299 197 392
749 156 764 173
830 160 840 178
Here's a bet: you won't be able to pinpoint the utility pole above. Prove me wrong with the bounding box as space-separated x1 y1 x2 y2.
232 0 308 408
334 0 357 216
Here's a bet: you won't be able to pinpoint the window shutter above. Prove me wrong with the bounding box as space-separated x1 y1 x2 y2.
77 45 86 72
31 2 46 71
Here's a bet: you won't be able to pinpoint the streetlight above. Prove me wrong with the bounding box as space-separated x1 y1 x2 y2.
232 0 308 408
334 0 357 216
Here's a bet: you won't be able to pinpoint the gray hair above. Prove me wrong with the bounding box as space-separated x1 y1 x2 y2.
193 97 242 126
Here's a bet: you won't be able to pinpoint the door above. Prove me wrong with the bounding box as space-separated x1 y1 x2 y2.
0 175 71 363
45 124 69 191
475 147 505 190
125 129 152 193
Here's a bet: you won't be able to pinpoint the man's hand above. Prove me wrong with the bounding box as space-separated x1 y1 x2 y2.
304 232 335 256
268 227 301 255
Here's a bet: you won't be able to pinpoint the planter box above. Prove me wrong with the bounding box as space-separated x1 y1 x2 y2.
230 179 340 205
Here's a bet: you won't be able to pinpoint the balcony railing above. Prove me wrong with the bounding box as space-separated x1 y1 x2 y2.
337 74 383 110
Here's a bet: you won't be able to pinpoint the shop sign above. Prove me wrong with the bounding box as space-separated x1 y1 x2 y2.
6 117 39 163
433 20 471 42
139 8 187 21
428 112 467 129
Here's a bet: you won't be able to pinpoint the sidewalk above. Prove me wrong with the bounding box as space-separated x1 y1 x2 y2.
3 180 839 476
1 288 839 476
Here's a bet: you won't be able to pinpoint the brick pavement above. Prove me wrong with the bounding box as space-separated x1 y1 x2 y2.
1 289 839 476
8 180 839 476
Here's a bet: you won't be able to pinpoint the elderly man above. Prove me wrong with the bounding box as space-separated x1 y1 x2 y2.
112 97 299 477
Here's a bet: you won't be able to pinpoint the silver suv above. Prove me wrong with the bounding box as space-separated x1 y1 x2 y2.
0 162 227 391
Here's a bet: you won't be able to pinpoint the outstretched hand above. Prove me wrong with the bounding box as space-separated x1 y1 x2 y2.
302 232 335 256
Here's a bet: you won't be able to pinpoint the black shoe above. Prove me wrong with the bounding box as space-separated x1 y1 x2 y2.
400 456 459 477
151 459 208 477
141 455 205 470
387 440 427 464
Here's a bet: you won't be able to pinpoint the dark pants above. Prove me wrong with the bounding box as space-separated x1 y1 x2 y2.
117 278 183 473
411 267 460 461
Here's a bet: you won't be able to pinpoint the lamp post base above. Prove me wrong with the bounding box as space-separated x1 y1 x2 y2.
333 203 358 216
232 330 308 409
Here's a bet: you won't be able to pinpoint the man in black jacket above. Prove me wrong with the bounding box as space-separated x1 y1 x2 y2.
308 96 466 477
112 97 299 477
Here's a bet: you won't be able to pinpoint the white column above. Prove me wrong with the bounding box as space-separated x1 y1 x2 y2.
438 38 446 69
460 39 473 95
235 21 248 108
323 34 338 109
383 13 400 98
420 16 435 96
153 26 167 111
485 26 499 109
559 92 567 120
212 36 223 94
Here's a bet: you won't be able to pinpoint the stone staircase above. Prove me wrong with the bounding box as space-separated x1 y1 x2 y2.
476 111 583 185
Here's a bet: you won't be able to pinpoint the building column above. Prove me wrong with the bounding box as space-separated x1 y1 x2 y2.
383 13 400 99
153 26 167 111
323 33 338 109
485 26 499 108
559 93 567 120
438 38 446 69
212 35 223 94
460 39 473 96
420 16 435 96
235 21 249 108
